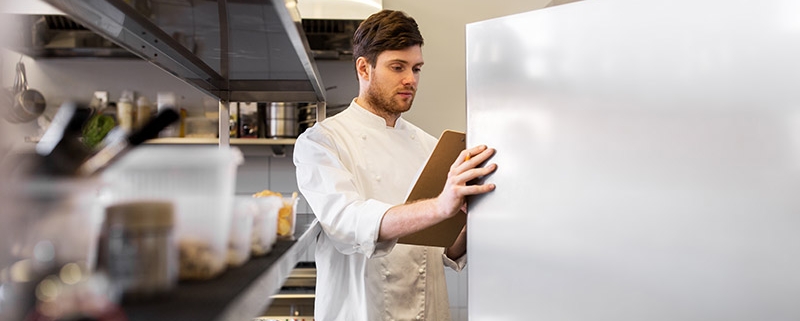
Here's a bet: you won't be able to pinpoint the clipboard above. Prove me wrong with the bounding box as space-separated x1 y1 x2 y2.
398 130 467 247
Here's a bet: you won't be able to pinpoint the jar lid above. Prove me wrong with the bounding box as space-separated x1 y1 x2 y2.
105 201 174 230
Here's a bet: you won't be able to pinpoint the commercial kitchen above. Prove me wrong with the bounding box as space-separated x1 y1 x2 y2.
1 0 799 320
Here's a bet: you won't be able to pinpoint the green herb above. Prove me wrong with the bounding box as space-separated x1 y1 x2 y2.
82 114 116 149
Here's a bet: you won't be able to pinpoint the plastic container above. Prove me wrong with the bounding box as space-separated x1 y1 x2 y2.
185 116 217 138
251 196 281 255
5 177 105 270
277 194 299 240
228 196 256 266
98 201 177 299
102 146 243 280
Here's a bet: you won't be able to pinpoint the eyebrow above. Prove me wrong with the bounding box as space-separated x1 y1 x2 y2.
386 59 424 66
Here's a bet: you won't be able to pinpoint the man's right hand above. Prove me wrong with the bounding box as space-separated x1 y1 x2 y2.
435 145 497 219
377 145 496 242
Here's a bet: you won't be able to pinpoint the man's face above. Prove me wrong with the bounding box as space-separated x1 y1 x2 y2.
365 45 424 116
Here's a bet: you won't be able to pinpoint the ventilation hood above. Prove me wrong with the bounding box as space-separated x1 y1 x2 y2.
34 0 327 104
8 14 137 58
297 0 381 20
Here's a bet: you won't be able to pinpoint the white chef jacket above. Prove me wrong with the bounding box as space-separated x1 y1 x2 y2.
294 99 466 321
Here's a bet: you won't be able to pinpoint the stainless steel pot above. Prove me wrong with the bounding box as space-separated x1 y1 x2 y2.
267 102 298 138
297 104 316 135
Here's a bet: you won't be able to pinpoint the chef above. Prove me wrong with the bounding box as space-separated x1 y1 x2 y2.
293 9 497 321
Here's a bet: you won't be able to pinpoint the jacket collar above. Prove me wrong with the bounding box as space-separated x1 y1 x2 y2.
349 99 407 130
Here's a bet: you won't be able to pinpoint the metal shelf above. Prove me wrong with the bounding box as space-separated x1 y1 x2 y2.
122 215 321 321
44 0 327 104
146 138 297 145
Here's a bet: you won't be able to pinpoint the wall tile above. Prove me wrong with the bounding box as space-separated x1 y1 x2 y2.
458 265 468 307
236 155 270 194
445 269 459 307
267 154 298 195
450 308 460 321
458 307 468 321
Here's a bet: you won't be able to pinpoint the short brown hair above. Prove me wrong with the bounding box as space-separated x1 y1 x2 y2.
352 10 424 66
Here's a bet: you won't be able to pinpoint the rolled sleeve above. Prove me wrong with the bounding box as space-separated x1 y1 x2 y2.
295 128 396 258
352 199 396 258
443 252 467 272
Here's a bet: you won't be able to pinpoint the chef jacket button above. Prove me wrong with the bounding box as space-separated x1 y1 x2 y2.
416 315 422 320
361 134 367 140
418 268 424 274
410 134 416 140
375 175 381 182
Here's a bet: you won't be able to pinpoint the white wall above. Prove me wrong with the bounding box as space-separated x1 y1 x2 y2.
382 0 551 137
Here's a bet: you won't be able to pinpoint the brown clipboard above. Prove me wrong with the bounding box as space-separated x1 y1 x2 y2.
398 130 467 247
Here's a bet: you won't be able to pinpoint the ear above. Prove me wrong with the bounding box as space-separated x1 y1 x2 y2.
356 56 370 81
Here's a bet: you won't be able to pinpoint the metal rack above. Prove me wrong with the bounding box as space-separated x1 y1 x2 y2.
122 214 321 321
44 0 327 145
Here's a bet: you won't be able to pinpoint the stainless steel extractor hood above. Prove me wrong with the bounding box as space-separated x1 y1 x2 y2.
302 18 360 60
40 0 326 104
11 14 138 58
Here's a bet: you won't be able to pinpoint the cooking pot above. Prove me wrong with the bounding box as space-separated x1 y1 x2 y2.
267 102 298 138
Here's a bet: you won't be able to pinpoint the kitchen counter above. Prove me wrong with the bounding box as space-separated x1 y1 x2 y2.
122 214 320 321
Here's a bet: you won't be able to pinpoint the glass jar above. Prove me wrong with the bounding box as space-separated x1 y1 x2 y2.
97 201 177 300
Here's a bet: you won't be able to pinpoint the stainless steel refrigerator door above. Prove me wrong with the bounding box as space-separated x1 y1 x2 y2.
465 1 800 320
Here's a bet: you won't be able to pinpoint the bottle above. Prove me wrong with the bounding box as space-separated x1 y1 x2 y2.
229 102 239 138
136 96 152 129
179 108 187 138
117 91 135 133
157 92 178 137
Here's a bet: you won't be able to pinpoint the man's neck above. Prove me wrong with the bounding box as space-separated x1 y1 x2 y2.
355 97 400 127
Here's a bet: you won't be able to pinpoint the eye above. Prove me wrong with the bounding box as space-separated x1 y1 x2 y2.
391 65 404 72
413 67 422 73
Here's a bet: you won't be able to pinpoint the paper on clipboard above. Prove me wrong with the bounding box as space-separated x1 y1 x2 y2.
398 130 467 247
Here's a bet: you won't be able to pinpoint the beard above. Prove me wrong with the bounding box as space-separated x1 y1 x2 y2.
365 83 415 117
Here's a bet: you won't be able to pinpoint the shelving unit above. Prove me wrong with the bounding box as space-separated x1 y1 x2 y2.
146 138 297 145
44 0 328 144
34 1 329 319
122 214 321 321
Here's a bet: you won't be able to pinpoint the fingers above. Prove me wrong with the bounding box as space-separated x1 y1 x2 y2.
453 145 494 170
449 145 497 197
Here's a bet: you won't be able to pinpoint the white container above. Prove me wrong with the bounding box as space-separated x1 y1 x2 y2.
102 146 243 280
10 177 105 271
251 196 281 256
228 196 255 266
277 195 299 240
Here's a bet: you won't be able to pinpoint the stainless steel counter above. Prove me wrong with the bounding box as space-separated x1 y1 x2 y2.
122 214 320 321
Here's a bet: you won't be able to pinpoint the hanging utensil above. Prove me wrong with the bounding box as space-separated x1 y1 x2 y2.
4 62 46 123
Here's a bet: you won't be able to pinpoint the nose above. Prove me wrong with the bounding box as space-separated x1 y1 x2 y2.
401 70 418 88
